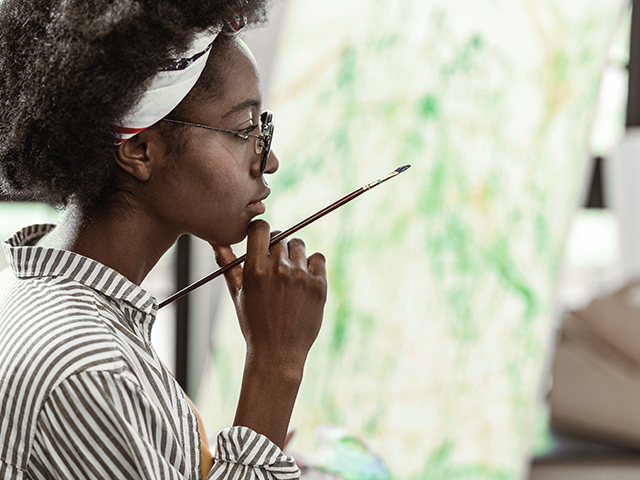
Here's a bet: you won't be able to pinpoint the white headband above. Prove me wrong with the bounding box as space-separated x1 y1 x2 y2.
113 28 222 144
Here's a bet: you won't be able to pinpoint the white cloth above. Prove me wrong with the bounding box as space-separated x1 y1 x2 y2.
114 29 221 143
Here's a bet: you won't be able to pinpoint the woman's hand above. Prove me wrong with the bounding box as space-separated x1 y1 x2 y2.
212 219 327 448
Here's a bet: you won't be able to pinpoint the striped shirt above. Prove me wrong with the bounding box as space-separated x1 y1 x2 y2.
0 225 300 480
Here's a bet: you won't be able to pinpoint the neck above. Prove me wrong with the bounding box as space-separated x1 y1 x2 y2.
38 201 179 285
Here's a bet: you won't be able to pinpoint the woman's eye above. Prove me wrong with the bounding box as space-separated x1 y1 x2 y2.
240 124 259 135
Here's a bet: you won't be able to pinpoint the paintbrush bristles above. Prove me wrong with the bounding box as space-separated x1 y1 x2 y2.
159 165 411 308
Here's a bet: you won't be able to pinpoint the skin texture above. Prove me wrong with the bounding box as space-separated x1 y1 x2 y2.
37 38 327 476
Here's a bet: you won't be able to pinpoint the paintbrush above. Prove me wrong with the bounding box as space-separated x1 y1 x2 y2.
159 164 411 308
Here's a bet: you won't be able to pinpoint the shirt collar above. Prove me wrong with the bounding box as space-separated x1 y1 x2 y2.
3 224 158 317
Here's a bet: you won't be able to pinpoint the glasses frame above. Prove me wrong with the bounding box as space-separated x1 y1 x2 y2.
162 110 274 173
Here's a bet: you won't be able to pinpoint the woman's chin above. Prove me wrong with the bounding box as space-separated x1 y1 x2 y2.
203 230 248 248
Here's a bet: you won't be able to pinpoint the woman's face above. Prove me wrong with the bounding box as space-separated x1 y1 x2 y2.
146 39 278 246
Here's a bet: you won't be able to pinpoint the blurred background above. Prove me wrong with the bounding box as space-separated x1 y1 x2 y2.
0 0 634 478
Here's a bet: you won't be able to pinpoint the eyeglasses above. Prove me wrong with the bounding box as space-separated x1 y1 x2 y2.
162 110 274 173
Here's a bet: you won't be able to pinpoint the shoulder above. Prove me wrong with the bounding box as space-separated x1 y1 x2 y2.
0 273 131 382
0 276 138 475
0 274 133 421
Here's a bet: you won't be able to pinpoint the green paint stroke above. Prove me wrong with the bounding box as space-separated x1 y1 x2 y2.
337 44 358 90
328 231 355 354
418 94 440 119
485 235 538 323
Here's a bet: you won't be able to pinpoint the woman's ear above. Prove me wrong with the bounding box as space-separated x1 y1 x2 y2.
114 128 165 182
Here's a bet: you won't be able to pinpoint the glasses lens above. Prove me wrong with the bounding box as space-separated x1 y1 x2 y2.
259 111 274 172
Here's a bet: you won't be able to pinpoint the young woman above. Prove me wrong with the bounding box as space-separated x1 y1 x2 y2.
0 1 327 479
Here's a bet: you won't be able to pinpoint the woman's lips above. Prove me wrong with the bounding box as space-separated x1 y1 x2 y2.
246 199 266 214
246 189 269 215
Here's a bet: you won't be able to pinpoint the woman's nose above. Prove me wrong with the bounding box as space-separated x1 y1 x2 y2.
262 150 279 175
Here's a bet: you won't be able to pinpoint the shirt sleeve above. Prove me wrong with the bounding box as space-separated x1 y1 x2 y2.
29 370 300 480
207 427 300 480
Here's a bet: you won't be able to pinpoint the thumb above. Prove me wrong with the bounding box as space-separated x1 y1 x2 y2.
211 245 243 295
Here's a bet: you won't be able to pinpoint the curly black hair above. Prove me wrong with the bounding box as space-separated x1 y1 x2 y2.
0 0 270 208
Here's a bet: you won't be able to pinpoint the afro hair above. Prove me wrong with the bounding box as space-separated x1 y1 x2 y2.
0 0 269 208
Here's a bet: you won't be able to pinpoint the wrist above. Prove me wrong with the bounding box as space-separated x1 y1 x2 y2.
244 347 307 384
233 353 305 449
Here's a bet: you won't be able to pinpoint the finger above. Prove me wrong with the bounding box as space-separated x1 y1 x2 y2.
269 230 289 264
307 252 327 277
287 238 307 269
245 219 272 268
211 245 243 294
212 244 236 267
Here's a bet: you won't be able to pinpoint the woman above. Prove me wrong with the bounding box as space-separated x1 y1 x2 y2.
0 1 327 479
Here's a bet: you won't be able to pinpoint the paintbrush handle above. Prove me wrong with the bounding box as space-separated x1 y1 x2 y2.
158 165 410 308
158 188 365 308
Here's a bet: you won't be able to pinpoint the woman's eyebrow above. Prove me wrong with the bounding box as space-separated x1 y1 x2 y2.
221 99 261 118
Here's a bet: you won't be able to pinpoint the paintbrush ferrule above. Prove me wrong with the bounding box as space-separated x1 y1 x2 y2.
363 164 410 190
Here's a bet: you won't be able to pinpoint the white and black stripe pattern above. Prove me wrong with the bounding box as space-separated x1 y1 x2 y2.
0 225 300 480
